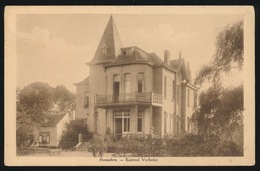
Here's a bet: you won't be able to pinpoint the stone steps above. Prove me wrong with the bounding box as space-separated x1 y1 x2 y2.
75 142 89 151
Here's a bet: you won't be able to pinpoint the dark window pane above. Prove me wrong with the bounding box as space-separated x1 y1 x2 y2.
137 118 142 132
124 118 130 132
138 81 143 93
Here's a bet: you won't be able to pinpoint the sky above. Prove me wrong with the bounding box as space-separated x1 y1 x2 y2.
16 13 243 92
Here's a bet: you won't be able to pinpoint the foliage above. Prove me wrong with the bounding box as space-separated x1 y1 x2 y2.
194 20 243 86
58 119 92 150
16 82 76 148
53 85 76 112
88 134 107 157
17 82 54 123
109 134 243 157
109 135 167 157
16 111 35 148
193 85 243 135
193 20 244 147
167 134 243 156
16 83 53 148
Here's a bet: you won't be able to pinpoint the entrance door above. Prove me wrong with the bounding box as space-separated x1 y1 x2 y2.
115 118 122 139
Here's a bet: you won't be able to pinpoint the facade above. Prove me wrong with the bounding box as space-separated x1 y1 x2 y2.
75 16 198 137
34 113 71 147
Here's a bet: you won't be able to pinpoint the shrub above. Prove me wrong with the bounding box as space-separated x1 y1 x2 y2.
58 119 92 150
112 135 167 157
88 134 107 157
16 111 35 148
110 134 243 157
167 133 243 156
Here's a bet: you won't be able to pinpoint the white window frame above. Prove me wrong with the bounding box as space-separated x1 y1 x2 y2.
114 111 131 133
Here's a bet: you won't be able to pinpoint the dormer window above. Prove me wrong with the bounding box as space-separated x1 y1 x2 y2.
101 44 108 54
102 48 107 54
126 49 132 55
121 48 132 56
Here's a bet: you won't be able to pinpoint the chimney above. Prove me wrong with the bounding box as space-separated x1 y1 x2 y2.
164 50 171 65
187 61 191 81
179 51 182 59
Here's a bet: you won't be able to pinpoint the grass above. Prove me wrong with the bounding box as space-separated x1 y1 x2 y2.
16 147 113 157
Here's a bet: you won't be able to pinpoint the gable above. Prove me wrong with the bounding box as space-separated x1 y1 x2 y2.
41 113 68 127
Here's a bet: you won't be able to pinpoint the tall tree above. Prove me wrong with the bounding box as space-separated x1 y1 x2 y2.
17 82 54 123
193 20 244 142
194 20 243 86
53 85 76 112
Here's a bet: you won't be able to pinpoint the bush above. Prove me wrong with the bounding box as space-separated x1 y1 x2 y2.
58 119 92 150
87 134 107 157
108 134 243 157
16 111 35 148
111 135 167 157
166 133 243 156
84 133 243 157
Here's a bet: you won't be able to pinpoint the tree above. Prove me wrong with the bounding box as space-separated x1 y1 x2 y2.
58 119 92 150
16 111 35 147
194 20 243 86
53 85 76 112
193 85 243 134
193 20 244 142
16 82 76 147
17 82 54 123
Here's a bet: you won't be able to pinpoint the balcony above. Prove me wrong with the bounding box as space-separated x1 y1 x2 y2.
95 92 162 107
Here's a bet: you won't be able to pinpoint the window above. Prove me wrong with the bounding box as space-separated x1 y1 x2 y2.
102 48 107 54
169 113 173 134
124 73 131 94
113 75 120 102
176 115 180 134
164 112 167 134
187 117 190 132
164 77 167 98
126 49 132 55
124 118 130 132
187 89 190 107
137 73 144 93
123 112 130 132
137 110 143 132
39 132 50 144
114 111 130 133
84 92 89 108
177 85 180 102
172 80 176 101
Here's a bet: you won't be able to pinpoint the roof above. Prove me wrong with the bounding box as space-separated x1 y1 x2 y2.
170 59 183 71
74 76 89 86
149 53 163 65
104 46 163 67
88 15 123 65
41 113 68 127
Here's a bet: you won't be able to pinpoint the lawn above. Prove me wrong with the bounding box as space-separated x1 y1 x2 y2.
16 147 113 157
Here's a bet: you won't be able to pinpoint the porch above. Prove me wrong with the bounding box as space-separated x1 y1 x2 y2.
103 105 162 138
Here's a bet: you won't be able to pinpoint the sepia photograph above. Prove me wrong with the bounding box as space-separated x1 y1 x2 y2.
4 6 255 166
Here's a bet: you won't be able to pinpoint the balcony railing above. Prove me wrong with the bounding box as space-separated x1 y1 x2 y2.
152 93 162 103
95 92 162 105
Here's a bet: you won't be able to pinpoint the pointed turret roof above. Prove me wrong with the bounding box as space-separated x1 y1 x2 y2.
88 15 123 65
